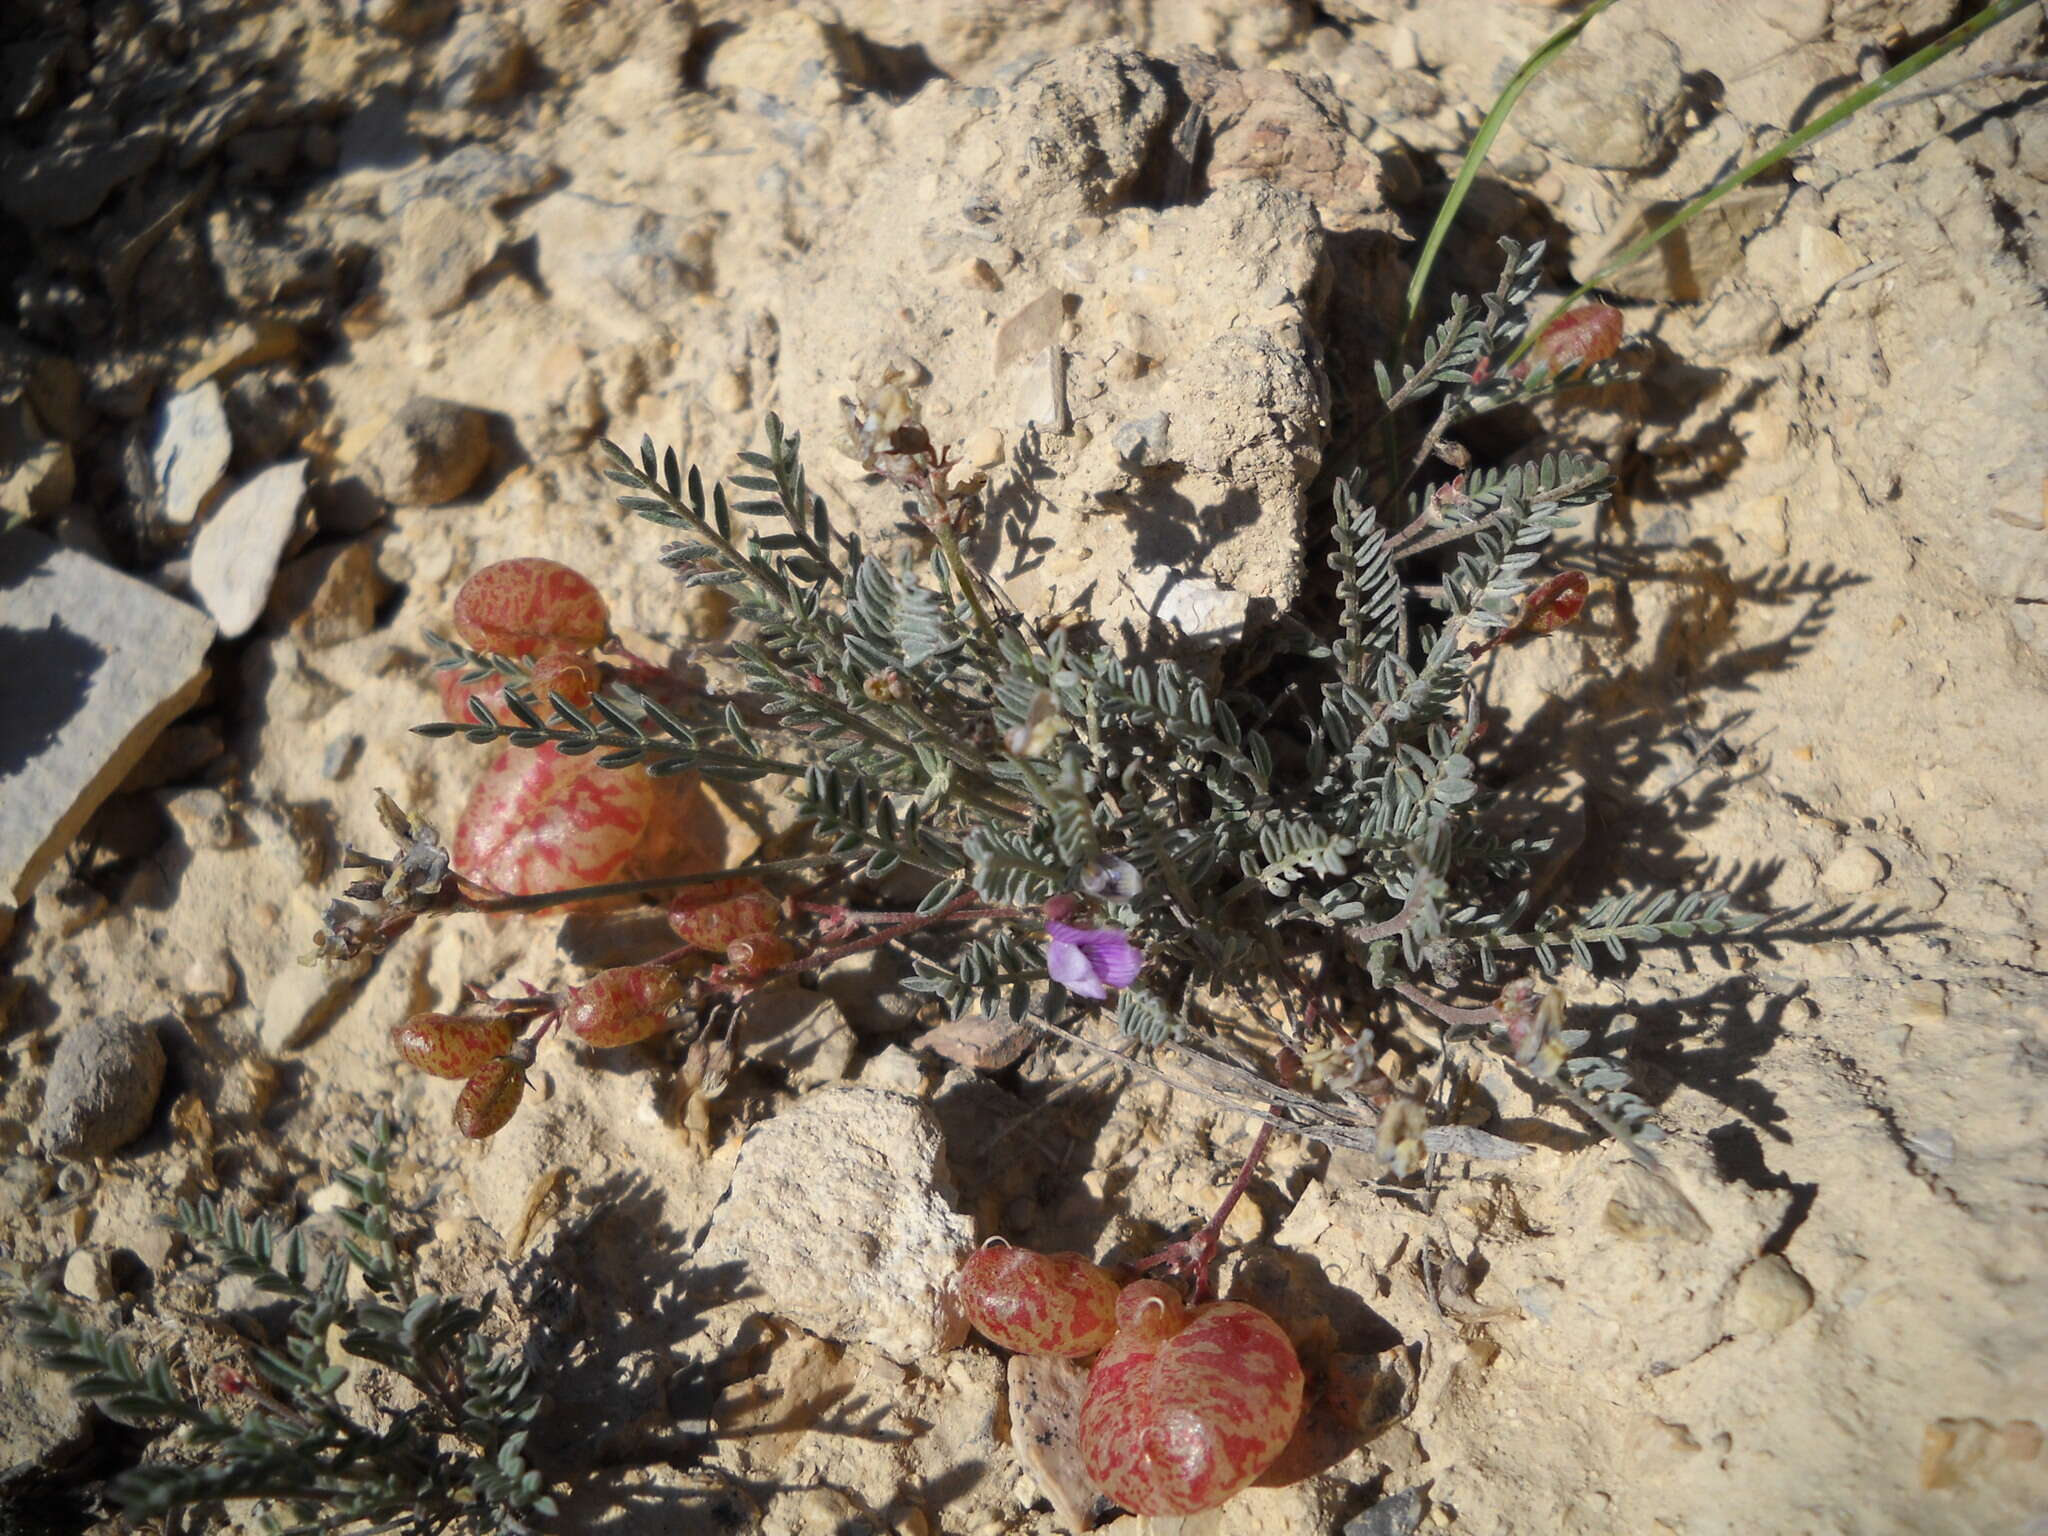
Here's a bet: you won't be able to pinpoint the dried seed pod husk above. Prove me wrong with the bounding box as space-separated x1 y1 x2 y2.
391 1014 517 1078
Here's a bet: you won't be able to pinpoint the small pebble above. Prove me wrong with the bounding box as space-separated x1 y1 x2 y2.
62 1248 115 1302
1728 1253 1814 1334
1819 843 1888 896
962 427 1005 468
323 733 365 780
33 1016 167 1158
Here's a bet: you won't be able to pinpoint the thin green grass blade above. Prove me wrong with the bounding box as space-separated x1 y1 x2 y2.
1399 0 1627 346
1507 0 2035 366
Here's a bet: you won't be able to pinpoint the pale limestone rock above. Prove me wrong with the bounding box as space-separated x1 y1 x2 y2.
389 196 497 317
62 1248 115 1302
527 191 714 342
152 383 234 528
190 460 309 638
1819 843 1888 896
1519 28 1684 170
0 532 214 911
692 1086 973 1360
1728 1254 1815 1334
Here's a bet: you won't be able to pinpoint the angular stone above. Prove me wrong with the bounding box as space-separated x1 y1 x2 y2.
438 11 528 107
189 460 309 638
152 383 234 528
174 319 302 392
0 532 214 911
377 143 558 216
1520 28 1684 171
528 191 714 341
692 1086 973 1360
0 397 72 524
271 540 386 648
388 196 497 317
0 132 163 229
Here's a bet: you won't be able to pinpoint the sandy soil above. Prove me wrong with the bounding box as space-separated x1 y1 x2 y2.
2 1 2044 1533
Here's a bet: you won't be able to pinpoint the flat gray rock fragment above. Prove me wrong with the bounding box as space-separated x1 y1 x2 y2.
0 532 215 915
152 383 234 528
189 460 310 638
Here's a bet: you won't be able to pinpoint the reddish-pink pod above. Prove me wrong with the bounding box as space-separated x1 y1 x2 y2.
959 1245 1121 1358
391 1014 517 1079
455 1047 530 1140
1079 1280 1305 1516
1520 303 1623 379
667 879 783 955
1517 570 1589 636
561 963 687 1047
455 743 656 897
452 558 610 658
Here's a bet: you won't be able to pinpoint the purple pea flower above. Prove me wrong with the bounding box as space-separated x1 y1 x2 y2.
1044 899 1144 1001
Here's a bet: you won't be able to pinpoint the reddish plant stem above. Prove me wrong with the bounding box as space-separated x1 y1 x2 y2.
756 892 985 978
1136 1049 1302 1301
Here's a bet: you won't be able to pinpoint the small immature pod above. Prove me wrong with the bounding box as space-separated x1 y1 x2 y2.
455 1045 532 1140
452 558 610 657
1521 303 1623 379
1079 1281 1305 1516
561 963 687 1047
722 935 795 980
667 878 783 955
958 1243 1121 1358
391 1014 517 1079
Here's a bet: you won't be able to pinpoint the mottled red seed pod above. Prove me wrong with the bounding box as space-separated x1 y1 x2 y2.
1517 570 1589 636
455 743 656 896
667 879 783 954
455 1046 531 1140
391 1013 517 1079
958 1244 1120 1358
1519 303 1623 379
452 558 610 657
1079 1280 1305 1516
561 963 687 1048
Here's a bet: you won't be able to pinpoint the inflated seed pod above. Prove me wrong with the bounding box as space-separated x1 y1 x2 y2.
560 963 687 1048
455 743 656 896
666 878 783 954
958 1244 1121 1358
438 647 602 727
1079 1280 1305 1517
391 1014 517 1079
455 1045 532 1140
1520 303 1623 378
452 558 610 657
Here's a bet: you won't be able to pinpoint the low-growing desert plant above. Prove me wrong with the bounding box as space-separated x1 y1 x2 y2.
16 1117 554 1534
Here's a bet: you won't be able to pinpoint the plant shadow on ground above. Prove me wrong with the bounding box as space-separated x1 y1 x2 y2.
527 1171 969 1534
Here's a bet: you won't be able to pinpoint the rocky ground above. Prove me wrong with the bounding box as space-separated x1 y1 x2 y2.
2 0 2046 1533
